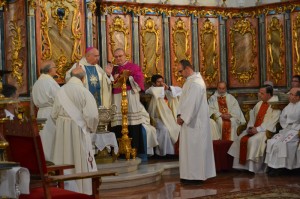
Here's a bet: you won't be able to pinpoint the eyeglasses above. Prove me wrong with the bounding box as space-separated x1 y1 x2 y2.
292 80 299 82
178 69 183 73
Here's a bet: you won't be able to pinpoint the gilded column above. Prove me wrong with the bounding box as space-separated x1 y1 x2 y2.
100 14 107 68
163 14 171 85
285 12 292 87
85 0 93 47
0 9 4 71
132 14 140 65
27 1 37 88
259 14 266 84
219 16 227 81
192 15 199 72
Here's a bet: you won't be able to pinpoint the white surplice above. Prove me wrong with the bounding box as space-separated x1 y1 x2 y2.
265 101 300 169
51 77 98 195
228 96 281 173
146 86 181 156
32 73 60 161
177 72 216 181
208 92 246 141
65 57 113 108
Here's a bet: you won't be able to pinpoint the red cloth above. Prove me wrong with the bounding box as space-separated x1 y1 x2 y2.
217 96 231 140
239 102 269 165
20 187 93 199
213 140 233 172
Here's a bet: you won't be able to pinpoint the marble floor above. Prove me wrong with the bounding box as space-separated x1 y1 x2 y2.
100 160 300 199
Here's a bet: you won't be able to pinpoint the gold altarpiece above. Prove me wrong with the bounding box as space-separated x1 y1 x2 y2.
106 14 132 63
198 18 220 88
139 16 164 85
266 15 286 86
170 17 191 87
292 11 300 75
227 18 259 88
35 0 86 84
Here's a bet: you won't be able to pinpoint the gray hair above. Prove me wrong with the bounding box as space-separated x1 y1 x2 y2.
71 70 86 79
40 64 52 74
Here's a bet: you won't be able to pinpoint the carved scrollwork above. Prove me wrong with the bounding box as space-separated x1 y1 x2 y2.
108 16 130 61
50 0 70 36
293 14 300 74
141 18 161 81
0 0 6 8
172 18 190 85
40 0 52 60
9 20 23 86
229 19 257 84
267 17 284 84
56 51 70 80
199 19 218 85
70 1 82 63
87 0 97 14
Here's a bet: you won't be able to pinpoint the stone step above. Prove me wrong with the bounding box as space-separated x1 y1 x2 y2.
99 160 179 190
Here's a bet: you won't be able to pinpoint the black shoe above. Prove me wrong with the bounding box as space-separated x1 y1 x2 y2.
180 179 203 185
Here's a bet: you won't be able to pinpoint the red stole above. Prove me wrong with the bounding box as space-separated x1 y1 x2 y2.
239 102 269 165
217 96 231 141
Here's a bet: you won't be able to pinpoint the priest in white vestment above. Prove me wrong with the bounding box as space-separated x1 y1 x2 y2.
176 60 216 184
2 84 19 120
111 48 157 155
51 67 98 194
145 74 181 156
265 88 300 170
65 47 113 108
32 60 60 161
228 85 281 173
208 81 246 141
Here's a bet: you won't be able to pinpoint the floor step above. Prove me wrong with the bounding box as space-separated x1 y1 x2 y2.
100 161 179 189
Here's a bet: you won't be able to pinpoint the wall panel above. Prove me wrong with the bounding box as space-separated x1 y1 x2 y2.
227 17 260 88
291 11 300 76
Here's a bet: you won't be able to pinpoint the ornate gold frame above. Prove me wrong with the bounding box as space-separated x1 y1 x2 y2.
229 19 257 83
199 19 218 84
140 18 161 80
50 0 70 36
9 20 23 86
293 14 300 74
108 16 130 61
172 18 190 85
39 0 82 80
267 16 284 83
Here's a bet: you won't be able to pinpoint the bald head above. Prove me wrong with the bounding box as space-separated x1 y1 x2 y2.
71 65 86 81
289 87 300 104
85 48 100 65
40 60 57 77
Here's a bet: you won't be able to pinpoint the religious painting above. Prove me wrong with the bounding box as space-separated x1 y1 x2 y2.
4 0 28 94
198 17 220 88
139 16 164 85
106 14 132 63
227 18 260 88
35 0 85 84
291 11 300 75
170 17 192 87
266 15 286 86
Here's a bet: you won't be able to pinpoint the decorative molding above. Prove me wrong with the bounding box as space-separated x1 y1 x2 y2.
267 16 284 84
50 1 70 36
199 19 218 85
99 1 300 18
70 1 82 63
9 20 23 87
140 17 161 81
87 0 97 14
293 13 300 74
108 16 130 62
171 18 190 86
40 0 52 61
229 19 257 84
